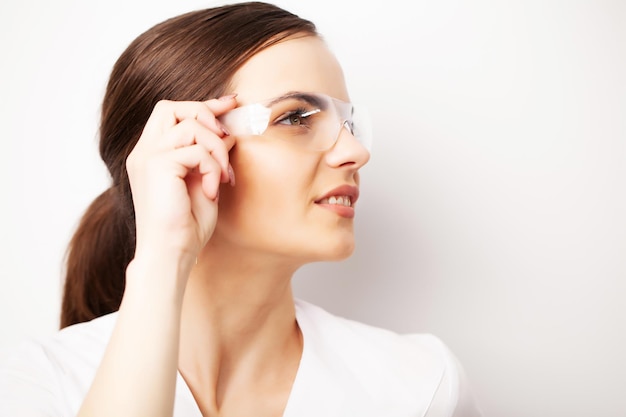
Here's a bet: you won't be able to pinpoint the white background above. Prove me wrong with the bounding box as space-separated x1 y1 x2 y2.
1 1 625 416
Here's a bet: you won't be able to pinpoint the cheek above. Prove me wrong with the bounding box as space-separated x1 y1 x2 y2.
216 142 318 238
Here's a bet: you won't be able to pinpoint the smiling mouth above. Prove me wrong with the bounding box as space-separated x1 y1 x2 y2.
317 196 353 207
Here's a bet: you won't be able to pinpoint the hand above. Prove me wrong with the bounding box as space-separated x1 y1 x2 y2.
126 96 237 268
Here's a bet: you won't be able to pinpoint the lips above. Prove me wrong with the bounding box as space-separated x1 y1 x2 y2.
315 185 359 204
314 185 359 218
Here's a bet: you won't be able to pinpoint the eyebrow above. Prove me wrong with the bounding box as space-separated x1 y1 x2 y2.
266 91 327 109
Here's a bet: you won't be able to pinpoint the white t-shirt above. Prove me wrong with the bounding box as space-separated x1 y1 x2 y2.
0 299 483 417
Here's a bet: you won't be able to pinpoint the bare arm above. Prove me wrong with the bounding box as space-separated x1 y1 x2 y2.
77 255 189 417
76 96 237 417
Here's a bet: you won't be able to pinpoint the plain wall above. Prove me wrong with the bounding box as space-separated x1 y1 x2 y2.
1 1 624 416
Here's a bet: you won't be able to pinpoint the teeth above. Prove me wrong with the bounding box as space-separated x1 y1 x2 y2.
320 196 352 207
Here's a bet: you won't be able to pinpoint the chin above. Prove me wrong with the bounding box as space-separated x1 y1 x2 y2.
317 239 356 262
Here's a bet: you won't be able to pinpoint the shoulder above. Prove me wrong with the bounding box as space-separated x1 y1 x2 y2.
0 313 118 417
295 298 452 368
3 312 118 374
294 299 483 417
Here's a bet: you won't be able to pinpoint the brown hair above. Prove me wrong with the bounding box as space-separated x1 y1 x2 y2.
60 2 317 328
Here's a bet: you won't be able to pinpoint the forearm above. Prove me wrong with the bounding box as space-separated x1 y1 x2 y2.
75 94 232 416
77 254 192 417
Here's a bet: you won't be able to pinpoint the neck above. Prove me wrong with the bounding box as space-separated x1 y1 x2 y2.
177 244 303 413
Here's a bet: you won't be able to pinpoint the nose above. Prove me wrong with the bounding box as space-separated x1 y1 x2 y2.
324 123 371 169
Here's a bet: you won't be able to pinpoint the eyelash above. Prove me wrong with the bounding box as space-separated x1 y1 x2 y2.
275 107 319 127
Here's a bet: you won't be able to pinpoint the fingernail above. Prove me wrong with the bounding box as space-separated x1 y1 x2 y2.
228 164 236 187
218 93 238 101
218 120 230 136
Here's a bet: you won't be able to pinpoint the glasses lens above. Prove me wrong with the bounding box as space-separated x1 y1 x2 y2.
219 93 373 152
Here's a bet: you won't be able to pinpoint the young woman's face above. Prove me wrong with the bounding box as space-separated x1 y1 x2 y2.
213 35 370 264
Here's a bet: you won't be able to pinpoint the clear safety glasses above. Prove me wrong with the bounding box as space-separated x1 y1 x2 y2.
219 92 372 152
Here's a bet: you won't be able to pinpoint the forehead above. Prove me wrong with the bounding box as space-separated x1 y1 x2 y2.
230 35 349 105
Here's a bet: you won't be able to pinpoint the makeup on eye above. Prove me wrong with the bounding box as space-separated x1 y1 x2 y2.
274 107 321 127
265 91 329 108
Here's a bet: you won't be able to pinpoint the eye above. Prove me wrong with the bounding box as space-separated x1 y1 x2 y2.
276 108 321 127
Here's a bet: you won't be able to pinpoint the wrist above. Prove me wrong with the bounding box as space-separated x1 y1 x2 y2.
124 250 194 304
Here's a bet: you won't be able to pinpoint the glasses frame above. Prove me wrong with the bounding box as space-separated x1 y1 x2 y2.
218 91 372 152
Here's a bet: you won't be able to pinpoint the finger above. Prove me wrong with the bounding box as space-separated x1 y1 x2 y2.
186 172 218 233
163 119 232 183
176 97 238 135
163 119 220 149
201 95 240 139
171 145 223 200
147 100 235 137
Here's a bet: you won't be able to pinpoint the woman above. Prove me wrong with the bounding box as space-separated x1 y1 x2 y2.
0 2 482 416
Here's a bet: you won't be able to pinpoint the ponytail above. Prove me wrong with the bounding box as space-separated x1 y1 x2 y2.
60 187 134 328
